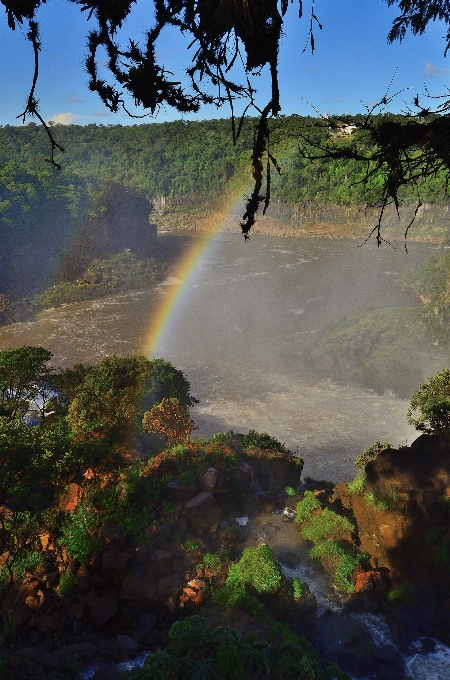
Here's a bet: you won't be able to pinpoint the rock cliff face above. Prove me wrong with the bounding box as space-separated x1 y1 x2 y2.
340 435 450 584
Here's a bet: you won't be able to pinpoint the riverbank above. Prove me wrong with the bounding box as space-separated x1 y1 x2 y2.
154 200 450 243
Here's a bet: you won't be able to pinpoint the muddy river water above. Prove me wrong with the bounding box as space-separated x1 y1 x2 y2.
0 233 443 481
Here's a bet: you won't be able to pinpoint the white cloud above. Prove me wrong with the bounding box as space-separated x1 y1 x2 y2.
92 110 109 117
421 60 450 78
47 112 87 125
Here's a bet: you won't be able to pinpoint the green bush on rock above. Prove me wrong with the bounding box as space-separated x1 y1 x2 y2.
226 544 283 594
407 368 450 434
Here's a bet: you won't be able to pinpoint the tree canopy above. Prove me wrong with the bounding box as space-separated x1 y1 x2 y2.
3 0 450 238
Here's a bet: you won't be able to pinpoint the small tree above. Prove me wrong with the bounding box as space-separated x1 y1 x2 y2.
407 369 450 434
0 346 53 419
142 398 197 446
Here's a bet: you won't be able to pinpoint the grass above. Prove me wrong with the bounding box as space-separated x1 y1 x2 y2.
347 473 366 495
295 491 321 522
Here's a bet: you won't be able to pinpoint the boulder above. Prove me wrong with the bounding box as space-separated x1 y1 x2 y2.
183 492 222 535
12 604 34 626
199 467 228 494
148 549 174 577
90 595 117 627
35 611 58 633
115 634 139 659
102 546 132 572
157 574 182 598
120 569 158 602
57 641 97 662
21 648 59 670
100 520 127 551
241 448 303 494
91 662 121 680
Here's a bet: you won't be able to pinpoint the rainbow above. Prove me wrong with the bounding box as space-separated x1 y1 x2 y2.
142 193 245 358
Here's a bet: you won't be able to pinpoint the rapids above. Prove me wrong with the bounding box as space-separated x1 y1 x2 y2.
0 233 443 480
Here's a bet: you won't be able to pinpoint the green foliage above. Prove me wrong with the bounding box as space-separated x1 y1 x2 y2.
354 442 392 472
300 508 355 544
306 306 438 399
407 369 450 434
387 581 415 605
58 504 101 564
292 577 303 599
36 252 159 309
226 544 283 594
242 429 290 454
57 572 78 597
295 491 321 522
364 490 396 511
210 431 236 446
285 486 296 497
183 539 199 552
347 473 366 495
197 549 229 574
309 541 360 593
0 345 53 419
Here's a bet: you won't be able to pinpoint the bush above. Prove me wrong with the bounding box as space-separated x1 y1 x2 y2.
292 577 303 599
300 508 355 544
354 441 392 472
57 572 78 597
285 486 296 497
387 581 415 605
309 541 360 593
242 429 290 454
295 491 321 522
347 472 366 495
226 545 283 594
58 504 101 564
407 369 450 434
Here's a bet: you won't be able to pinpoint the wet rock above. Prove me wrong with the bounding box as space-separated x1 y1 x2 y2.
90 595 117 627
57 640 97 662
91 662 121 680
115 634 139 659
183 492 222 535
21 648 59 670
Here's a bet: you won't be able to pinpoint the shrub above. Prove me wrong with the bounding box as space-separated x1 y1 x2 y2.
347 472 366 495
387 581 415 605
407 369 450 434
226 545 283 594
300 508 355 544
309 541 360 593
295 491 321 522
354 441 392 472
57 572 78 597
242 429 290 454
292 577 303 599
197 549 229 573
285 486 296 497
58 504 101 564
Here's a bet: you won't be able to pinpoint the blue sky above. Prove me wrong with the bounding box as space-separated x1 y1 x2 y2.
1 0 450 126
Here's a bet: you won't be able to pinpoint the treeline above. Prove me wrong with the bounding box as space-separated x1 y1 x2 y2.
2 115 449 305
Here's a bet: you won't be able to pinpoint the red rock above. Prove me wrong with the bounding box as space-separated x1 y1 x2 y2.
25 595 41 611
183 587 197 599
354 567 374 593
59 483 83 512
36 611 58 633
199 467 228 494
187 578 206 591
90 596 117 627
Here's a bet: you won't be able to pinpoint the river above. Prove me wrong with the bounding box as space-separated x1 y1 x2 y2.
0 233 442 480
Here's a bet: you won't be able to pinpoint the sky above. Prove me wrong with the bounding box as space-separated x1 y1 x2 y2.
1 0 450 127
